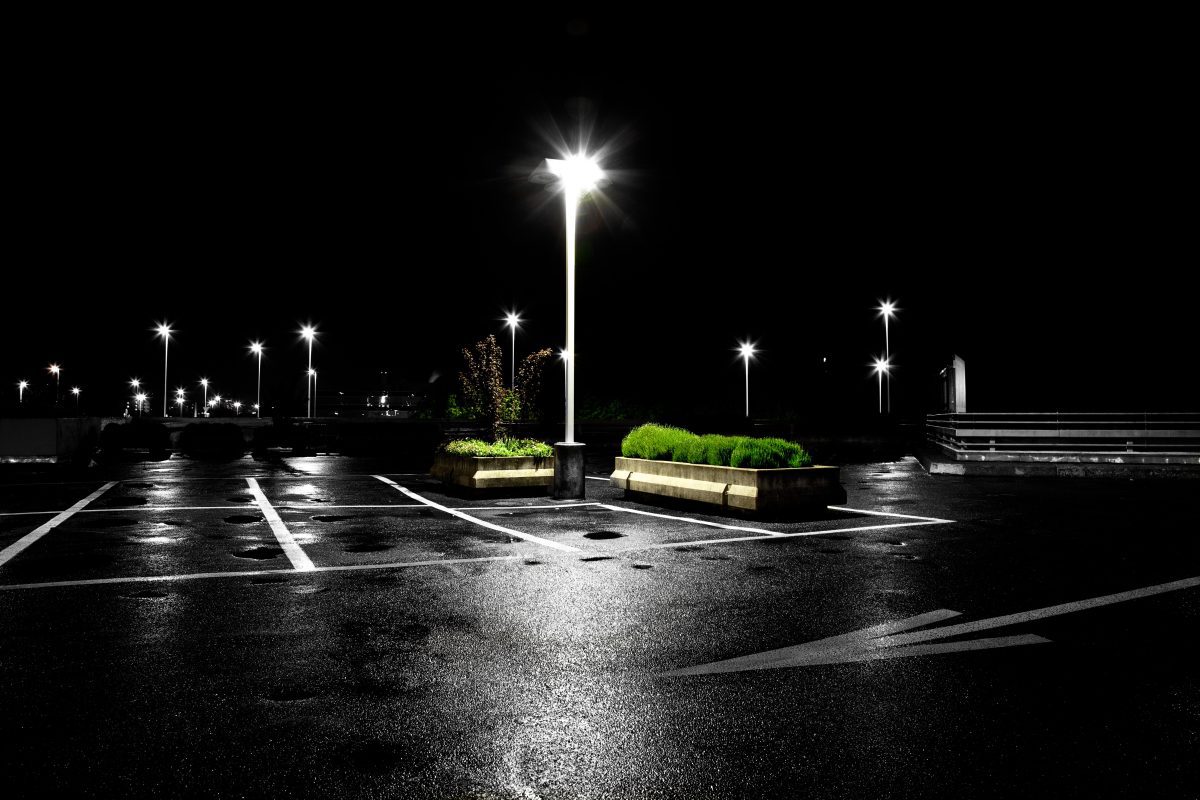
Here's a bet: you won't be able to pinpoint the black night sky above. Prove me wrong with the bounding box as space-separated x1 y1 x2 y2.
6 14 1193 419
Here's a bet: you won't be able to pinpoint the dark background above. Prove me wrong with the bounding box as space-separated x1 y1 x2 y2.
4 13 1193 419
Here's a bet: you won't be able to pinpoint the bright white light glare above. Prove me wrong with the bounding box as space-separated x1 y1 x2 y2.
872 357 891 374
250 342 263 354
878 300 897 318
308 368 317 377
71 387 80 395
19 380 28 389
213 395 222 403
135 393 147 402
200 378 208 387
155 322 172 337
300 325 317 340
546 153 605 194
738 342 756 360
49 364 61 375
130 378 140 388
504 312 521 329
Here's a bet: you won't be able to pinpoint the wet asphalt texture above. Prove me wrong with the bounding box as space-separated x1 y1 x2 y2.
0 456 1196 799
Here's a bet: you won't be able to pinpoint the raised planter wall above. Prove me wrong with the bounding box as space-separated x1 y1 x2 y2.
611 456 846 514
430 453 554 490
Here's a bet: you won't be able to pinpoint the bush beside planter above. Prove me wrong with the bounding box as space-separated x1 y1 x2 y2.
610 456 847 514
430 453 555 490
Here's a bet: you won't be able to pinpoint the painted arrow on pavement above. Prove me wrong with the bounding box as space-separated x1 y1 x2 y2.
663 574 1200 676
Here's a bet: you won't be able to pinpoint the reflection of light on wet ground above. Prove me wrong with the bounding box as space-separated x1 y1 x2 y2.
140 536 175 545
286 484 321 498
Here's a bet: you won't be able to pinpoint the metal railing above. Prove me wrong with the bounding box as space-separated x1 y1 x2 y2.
925 412 1200 463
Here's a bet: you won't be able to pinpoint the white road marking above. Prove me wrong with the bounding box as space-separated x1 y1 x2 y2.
372 475 580 553
0 482 118 568
0 510 58 518
0 555 523 591
610 520 953 553
245 478 315 571
585 475 609 481
664 575 1200 675
3 502 599 518
830 505 952 523
596 503 784 536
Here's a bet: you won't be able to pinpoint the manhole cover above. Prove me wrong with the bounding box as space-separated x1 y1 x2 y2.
234 546 283 560
631 563 653 570
580 556 613 562
225 495 255 504
583 531 624 540
523 559 543 566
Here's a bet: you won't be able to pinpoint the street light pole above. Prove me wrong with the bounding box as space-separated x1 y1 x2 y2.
49 364 61 406
504 312 520 389
250 342 264 418
873 357 890 415
877 300 897 414
308 369 317 417
738 342 756 418
200 378 208 418
301 326 317 418
18 380 28 405
156 323 172 418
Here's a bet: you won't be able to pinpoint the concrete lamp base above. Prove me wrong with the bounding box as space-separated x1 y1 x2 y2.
553 442 586 499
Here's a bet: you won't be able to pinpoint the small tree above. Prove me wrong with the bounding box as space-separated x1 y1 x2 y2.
459 335 506 440
515 348 553 421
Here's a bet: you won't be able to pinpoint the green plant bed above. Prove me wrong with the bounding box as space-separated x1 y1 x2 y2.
614 424 843 515
621 424 812 468
432 438 555 490
442 438 554 458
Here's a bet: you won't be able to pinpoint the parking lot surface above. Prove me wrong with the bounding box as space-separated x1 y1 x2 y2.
1 456 1196 799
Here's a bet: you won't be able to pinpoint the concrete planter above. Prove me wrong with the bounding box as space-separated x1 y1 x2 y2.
431 453 554 490
610 456 846 514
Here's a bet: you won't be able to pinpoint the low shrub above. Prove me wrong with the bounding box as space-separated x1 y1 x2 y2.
442 438 554 458
621 424 811 469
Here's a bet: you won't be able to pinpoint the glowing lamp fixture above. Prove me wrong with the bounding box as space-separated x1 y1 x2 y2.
503 311 522 388
738 341 757 418
155 322 173 417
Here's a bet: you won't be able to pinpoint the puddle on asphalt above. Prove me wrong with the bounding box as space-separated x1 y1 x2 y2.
124 482 156 490
523 559 543 566
631 563 653 570
580 556 614 562
107 497 148 507
262 684 324 703
312 515 353 523
88 517 138 528
674 545 704 552
233 546 284 560
583 531 624 540
225 495 255 504
124 589 169 600
224 514 265 525
250 575 289 585
344 542 392 553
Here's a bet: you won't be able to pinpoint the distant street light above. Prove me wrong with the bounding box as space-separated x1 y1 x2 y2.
233 401 242 416
18 380 28 405
872 356 891 415
876 300 898 414
176 388 186 417
155 322 172 417
49 364 61 405
308 369 317 417
300 325 318 418
738 342 756 418
71 387 81 411
250 341 264 418
504 311 521 389
135 392 147 417
544 152 605 445
199 378 209 417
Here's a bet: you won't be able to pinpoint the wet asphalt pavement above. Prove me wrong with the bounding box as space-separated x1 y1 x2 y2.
0 456 1196 799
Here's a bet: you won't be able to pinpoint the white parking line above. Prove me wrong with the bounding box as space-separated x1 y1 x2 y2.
372 475 580 553
0 554 524 591
0 482 118 568
830 505 952 523
610 519 954 553
245 478 315 571
595 503 784 536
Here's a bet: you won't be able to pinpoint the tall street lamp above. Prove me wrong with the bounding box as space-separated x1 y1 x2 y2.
135 392 147 417
155 322 172 417
199 378 209 417
18 380 28 405
504 312 521 389
250 341 264 418
738 342 756 418
876 300 897 414
49 364 61 405
71 387 81 411
308 369 317 417
872 356 891 415
300 325 317 418
176 388 186 417
130 378 140 411
542 151 605 501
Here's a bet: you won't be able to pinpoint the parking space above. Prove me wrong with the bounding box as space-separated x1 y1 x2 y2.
0 467 949 591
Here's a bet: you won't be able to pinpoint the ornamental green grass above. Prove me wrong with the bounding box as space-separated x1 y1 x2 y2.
442 438 554 458
620 424 811 469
